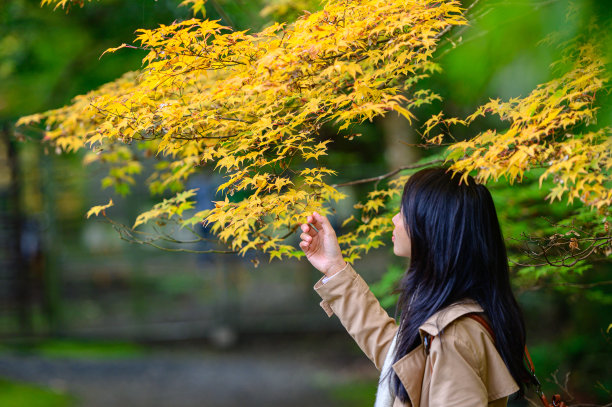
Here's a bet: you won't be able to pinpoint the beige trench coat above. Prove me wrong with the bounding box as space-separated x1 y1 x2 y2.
314 264 519 407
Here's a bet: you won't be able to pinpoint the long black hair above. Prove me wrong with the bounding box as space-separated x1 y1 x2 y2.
391 168 536 402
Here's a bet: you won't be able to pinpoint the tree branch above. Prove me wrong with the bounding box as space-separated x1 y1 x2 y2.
331 159 444 188
103 217 237 254
208 0 235 29
434 0 483 40
509 216 611 268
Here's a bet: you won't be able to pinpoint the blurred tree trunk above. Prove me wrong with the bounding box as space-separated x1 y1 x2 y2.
380 113 419 170
40 150 62 335
1 123 31 335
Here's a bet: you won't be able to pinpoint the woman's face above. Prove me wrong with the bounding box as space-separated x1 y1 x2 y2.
392 211 411 258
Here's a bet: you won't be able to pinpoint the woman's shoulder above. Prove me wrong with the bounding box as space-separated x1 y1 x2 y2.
430 312 520 401
440 314 497 354
418 299 484 338
422 302 499 373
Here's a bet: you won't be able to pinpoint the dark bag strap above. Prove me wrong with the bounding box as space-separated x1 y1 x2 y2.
466 314 567 407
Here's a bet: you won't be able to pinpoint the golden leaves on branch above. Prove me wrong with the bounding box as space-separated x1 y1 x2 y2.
426 41 610 211
21 0 467 259
179 0 208 17
133 189 198 228
540 129 611 208
40 0 94 11
337 175 409 263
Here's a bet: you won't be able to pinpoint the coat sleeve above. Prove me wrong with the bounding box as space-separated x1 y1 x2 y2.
427 334 488 406
314 264 398 370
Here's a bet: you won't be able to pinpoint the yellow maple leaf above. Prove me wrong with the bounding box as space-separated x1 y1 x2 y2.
86 199 114 218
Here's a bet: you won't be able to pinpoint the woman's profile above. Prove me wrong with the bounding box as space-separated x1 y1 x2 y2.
299 167 537 407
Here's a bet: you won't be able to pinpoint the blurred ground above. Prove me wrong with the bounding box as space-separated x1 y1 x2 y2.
0 334 379 407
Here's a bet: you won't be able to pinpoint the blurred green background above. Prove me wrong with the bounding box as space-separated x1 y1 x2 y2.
0 0 610 406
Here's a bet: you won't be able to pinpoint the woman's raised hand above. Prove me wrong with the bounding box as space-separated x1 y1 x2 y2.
299 212 347 277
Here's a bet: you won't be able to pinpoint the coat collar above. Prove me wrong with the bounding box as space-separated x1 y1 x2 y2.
391 299 484 407
392 344 426 407
418 299 483 340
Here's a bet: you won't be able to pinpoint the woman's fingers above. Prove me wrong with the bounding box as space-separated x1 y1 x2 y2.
299 212 332 253
300 224 312 237
300 232 312 242
300 213 325 236
300 221 319 237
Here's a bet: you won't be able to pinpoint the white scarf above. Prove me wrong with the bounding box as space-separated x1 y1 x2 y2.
374 333 398 407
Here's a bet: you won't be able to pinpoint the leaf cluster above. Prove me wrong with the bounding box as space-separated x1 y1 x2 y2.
19 0 466 260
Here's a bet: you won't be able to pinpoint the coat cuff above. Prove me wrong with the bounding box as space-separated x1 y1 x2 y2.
313 264 360 317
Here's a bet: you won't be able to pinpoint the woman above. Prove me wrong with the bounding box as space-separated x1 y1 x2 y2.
299 168 536 407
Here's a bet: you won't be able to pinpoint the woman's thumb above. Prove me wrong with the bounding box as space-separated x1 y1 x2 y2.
312 212 331 232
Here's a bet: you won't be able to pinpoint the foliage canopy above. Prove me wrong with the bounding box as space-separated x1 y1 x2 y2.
17 0 611 271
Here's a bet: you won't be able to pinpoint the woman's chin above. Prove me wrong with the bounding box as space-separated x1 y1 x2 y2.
393 246 410 258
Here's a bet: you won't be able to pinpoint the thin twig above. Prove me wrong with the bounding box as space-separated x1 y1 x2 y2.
434 0 483 40
208 0 235 29
332 159 444 188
